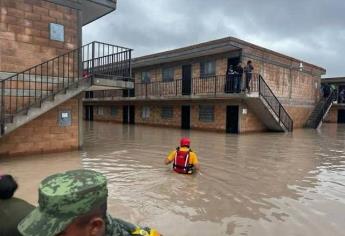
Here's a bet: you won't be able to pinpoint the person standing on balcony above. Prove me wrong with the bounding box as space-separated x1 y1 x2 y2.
244 60 254 93
165 138 200 174
0 174 35 236
234 62 244 93
225 65 235 93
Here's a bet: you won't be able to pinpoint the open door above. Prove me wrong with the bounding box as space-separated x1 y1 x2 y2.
123 105 135 124
85 106 93 121
226 105 239 134
338 109 345 123
182 65 192 95
181 105 191 129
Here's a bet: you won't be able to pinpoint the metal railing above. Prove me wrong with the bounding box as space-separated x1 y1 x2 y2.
257 75 293 132
0 42 132 135
86 73 292 131
308 90 336 129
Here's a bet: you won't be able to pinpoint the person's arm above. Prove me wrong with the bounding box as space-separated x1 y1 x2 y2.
165 151 175 165
190 152 200 171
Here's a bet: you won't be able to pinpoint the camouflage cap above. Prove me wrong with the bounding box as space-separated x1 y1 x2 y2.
18 169 108 236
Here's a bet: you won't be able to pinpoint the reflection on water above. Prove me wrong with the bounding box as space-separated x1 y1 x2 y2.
2 122 345 236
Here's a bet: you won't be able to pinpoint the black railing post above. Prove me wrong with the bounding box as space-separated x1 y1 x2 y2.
145 82 148 98
92 42 95 82
214 76 217 96
1 81 5 135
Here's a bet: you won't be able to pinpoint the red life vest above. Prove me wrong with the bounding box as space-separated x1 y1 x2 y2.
173 147 193 174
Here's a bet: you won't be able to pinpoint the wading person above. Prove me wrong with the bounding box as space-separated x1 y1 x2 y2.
0 174 34 236
18 169 161 236
244 60 254 93
165 138 200 174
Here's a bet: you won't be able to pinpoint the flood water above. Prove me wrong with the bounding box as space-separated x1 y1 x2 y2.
2 122 345 236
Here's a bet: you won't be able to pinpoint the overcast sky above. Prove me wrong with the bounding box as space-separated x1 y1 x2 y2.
83 0 345 77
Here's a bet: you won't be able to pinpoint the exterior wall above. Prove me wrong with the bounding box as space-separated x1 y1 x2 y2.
0 0 79 73
324 107 338 123
284 106 313 128
93 105 123 123
90 101 268 134
0 97 80 157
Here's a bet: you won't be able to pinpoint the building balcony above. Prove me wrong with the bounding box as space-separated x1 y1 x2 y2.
83 74 260 102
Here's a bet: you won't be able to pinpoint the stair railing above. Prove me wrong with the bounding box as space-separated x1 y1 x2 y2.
258 75 294 132
312 90 336 128
0 42 132 135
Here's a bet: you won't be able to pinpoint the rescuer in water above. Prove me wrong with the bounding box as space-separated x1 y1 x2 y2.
165 138 200 174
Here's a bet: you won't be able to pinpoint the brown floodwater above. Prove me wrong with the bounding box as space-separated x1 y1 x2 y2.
1 122 345 236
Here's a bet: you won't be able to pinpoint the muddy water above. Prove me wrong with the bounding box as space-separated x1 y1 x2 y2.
2 122 345 236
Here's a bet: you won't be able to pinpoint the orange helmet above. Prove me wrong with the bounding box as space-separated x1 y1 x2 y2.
180 137 191 147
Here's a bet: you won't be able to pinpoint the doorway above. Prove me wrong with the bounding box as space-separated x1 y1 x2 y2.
85 106 93 121
227 57 241 72
182 65 192 95
338 109 345 123
123 105 135 124
181 105 191 129
226 105 239 134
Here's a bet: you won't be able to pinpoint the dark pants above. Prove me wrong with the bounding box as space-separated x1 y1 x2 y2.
246 73 252 91
225 74 235 93
234 74 242 93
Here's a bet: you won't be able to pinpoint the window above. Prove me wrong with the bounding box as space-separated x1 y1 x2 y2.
162 68 174 82
111 106 117 116
141 72 150 83
142 106 150 119
200 61 216 77
97 107 104 116
161 106 173 119
199 105 214 122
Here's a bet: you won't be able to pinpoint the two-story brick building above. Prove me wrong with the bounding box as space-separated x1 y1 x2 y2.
85 37 326 134
0 0 132 156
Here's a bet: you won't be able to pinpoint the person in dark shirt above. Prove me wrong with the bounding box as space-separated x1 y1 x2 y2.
244 60 254 93
234 62 244 93
0 174 34 236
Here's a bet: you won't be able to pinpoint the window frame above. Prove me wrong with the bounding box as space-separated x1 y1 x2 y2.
141 106 150 120
199 105 215 122
161 106 174 119
110 106 117 116
200 60 216 78
162 67 174 82
141 71 150 83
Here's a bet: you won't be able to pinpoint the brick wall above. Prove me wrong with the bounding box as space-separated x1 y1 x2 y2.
324 107 338 123
0 97 80 156
284 106 313 128
0 0 79 73
93 105 123 123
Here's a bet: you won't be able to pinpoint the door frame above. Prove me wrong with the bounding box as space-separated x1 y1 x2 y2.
226 105 239 134
182 64 192 95
181 105 191 130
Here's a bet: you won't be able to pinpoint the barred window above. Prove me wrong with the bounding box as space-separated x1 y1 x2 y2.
161 106 173 119
162 68 174 82
200 61 216 77
199 105 214 122
141 71 150 83
97 107 104 116
142 106 150 119
111 106 117 116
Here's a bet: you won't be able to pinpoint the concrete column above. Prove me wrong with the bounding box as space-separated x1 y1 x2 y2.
78 94 84 148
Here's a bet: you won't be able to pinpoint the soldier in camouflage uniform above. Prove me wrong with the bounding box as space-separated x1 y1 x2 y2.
18 169 161 236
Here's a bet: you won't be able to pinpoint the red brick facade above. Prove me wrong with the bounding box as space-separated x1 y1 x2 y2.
0 97 80 157
0 0 79 73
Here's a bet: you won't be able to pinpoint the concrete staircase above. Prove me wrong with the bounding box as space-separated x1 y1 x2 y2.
0 41 133 138
305 91 336 129
246 94 288 132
